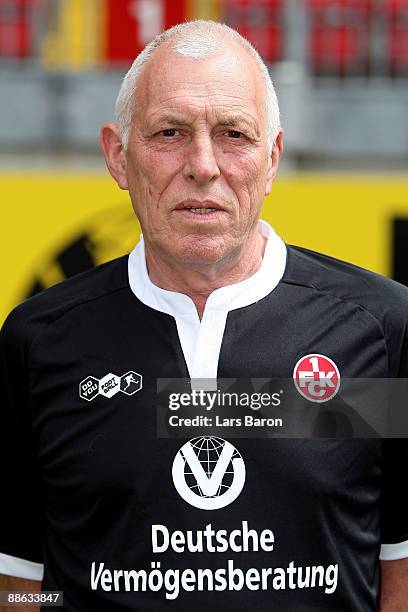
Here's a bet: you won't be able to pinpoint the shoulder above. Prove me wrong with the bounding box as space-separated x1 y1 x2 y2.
1 255 129 352
283 244 408 335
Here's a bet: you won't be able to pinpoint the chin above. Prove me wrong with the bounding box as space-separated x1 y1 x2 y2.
169 237 232 266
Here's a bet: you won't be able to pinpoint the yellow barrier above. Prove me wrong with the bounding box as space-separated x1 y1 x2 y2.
2 173 408 323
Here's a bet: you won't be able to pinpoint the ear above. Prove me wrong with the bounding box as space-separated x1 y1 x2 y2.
100 123 129 190
265 129 284 196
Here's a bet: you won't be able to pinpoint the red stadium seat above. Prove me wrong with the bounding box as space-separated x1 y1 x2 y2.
222 0 284 64
385 0 408 75
0 0 36 58
308 0 372 76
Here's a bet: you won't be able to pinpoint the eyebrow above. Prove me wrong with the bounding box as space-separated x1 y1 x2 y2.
152 114 187 127
218 113 259 133
151 112 260 136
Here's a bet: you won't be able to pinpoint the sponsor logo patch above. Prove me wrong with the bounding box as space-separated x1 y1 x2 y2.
172 437 245 510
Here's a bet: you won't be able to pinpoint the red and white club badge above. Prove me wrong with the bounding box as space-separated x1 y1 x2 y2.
293 354 340 403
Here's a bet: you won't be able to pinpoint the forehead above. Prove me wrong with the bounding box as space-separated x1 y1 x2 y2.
134 41 265 126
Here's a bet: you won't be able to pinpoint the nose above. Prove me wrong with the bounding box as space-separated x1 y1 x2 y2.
182 134 221 185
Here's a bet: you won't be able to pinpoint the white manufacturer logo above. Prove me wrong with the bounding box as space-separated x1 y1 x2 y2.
99 373 121 398
172 437 245 510
79 370 142 401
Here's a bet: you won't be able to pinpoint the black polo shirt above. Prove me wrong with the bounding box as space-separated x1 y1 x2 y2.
1 221 407 611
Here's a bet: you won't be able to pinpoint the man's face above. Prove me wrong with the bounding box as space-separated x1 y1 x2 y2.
120 41 280 266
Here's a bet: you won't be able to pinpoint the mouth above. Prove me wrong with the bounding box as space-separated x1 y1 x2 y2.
186 207 217 214
174 200 225 217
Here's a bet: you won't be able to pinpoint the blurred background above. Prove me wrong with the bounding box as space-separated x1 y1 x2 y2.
1 0 408 322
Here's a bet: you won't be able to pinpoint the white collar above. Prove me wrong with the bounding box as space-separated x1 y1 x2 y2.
128 219 287 320
128 219 287 379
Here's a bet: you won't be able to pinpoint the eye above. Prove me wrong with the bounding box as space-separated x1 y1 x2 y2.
226 130 243 139
160 129 179 137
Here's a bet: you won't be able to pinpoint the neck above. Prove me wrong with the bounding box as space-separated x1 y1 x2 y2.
145 228 267 320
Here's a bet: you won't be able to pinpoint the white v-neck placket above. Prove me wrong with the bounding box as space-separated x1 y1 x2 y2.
128 220 287 379
190 307 228 379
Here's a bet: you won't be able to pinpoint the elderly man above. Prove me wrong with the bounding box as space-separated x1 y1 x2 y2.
0 19 407 612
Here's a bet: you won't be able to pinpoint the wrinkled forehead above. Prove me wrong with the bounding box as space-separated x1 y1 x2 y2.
134 40 266 126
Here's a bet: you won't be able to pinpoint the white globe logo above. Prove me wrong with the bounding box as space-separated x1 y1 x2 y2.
172 437 246 510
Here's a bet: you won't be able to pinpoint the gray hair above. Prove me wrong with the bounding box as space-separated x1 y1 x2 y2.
115 20 280 154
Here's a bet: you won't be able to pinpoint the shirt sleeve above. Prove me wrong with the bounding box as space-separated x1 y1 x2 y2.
0 308 45 580
379 324 408 560
380 439 408 560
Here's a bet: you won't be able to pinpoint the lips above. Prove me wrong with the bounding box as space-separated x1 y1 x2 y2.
175 200 225 212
